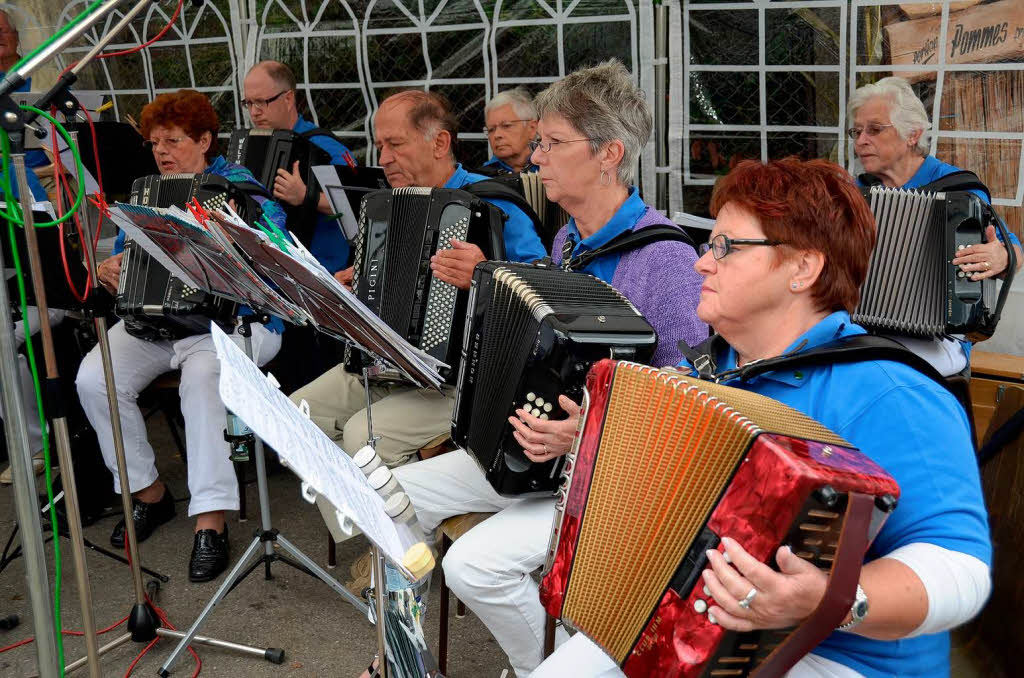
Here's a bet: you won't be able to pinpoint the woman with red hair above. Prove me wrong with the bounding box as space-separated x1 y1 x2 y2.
532 157 991 678
77 89 287 583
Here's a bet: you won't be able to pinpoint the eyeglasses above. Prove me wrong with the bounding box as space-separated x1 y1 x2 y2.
144 136 189 151
846 123 894 140
483 120 534 135
529 138 593 154
241 90 288 110
699 234 786 260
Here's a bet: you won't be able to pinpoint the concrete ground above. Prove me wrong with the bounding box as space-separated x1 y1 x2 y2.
0 416 511 678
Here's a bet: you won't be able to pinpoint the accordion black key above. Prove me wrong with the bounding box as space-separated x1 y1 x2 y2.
116 173 256 341
453 262 657 496
226 128 331 245
855 186 1011 341
344 187 506 383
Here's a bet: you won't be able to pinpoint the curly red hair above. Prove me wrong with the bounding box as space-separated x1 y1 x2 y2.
710 157 877 313
139 89 219 162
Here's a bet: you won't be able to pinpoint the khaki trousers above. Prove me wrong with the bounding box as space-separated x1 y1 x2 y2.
288 363 454 468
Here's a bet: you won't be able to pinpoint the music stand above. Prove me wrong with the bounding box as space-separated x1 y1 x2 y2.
105 203 442 675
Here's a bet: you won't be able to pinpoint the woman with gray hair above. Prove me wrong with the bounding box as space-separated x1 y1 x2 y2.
481 86 539 174
850 76 1021 375
382 60 707 678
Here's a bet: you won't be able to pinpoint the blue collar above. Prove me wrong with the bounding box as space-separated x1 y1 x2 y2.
444 164 470 189
292 116 313 133
205 155 227 173
483 155 538 173
565 186 645 254
718 311 864 388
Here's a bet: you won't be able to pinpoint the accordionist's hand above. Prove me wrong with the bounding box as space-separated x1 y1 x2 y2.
430 239 486 290
97 252 124 293
334 266 354 290
273 160 307 207
701 536 828 632
509 395 582 463
952 225 1010 280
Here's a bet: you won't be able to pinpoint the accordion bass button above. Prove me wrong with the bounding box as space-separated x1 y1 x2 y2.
526 392 536 402
693 599 708 614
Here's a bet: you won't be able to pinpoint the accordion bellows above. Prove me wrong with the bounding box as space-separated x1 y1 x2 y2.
854 187 1000 339
541 360 899 677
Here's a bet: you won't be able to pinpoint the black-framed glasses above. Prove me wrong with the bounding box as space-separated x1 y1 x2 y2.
241 90 288 110
529 138 593 154
699 234 786 260
483 119 534 135
846 123 894 140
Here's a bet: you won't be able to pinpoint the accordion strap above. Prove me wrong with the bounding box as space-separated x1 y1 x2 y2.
753 491 876 678
563 225 695 272
682 334 953 396
460 178 544 232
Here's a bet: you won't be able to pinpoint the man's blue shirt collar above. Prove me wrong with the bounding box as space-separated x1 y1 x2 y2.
483 155 538 173
444 164 470 189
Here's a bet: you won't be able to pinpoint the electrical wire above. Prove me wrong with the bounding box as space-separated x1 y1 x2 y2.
61 0 185 75
0 615 129 654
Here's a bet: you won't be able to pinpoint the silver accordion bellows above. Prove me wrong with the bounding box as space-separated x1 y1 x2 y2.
854 186 1013 341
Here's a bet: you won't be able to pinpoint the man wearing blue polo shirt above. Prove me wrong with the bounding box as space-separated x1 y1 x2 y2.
290 89 546 475
243 60 354 273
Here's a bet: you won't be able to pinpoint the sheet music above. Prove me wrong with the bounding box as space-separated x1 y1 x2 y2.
106 205 204 288
312 165 359 241
211 323 413 574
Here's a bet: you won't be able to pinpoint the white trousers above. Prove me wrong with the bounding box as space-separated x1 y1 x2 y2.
0 307 66 452
75 320 280 516
393 449 569 677
531 630 865 678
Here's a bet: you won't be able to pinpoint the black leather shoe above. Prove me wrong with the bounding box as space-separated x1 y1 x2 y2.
110 488 176 548
188 527 230 582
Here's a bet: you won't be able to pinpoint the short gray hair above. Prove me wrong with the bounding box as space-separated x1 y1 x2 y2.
848 76 930 155
533 59 651 185
485 87 537 121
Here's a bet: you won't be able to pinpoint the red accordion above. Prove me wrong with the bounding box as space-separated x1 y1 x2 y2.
539 360 900 678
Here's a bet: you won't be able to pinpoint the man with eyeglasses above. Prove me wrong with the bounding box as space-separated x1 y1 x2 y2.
479 88 539 175
242 60 355 274
0 10 25 87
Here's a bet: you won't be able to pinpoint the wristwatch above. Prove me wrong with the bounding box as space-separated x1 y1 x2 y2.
837 584 869 631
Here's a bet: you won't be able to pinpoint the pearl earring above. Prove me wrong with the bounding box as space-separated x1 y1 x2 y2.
791 282 798 289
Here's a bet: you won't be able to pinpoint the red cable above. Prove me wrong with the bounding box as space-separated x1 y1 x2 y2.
61 0 184 76
0 615 129 653
50 112 90 302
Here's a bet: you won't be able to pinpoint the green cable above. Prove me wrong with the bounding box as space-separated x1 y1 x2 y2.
0 105 86 227
10 0 107 75
1 150 65 674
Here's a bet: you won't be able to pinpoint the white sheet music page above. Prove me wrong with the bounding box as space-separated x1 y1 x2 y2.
210 323 410 570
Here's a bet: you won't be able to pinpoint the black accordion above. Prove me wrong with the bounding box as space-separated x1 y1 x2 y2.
855 186 1012 341
344 187 506 383
116 173 257 341
226 128 331 240
453 262 657 496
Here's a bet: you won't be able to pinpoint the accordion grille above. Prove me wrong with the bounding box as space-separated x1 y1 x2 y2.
562 363 848 661
854 187 944 336
382 189 430 337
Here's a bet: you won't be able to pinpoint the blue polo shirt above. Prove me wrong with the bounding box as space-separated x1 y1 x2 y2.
561 186 645 283
681 311 990 678
0 166 46 201
482 155 539 174
293 116 353 272
447 164 545 263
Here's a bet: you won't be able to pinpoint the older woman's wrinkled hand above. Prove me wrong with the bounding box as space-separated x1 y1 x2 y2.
97 252 124 293
430 239 486 290
509 395 581 463
952 225 1010 280
701 536 829 632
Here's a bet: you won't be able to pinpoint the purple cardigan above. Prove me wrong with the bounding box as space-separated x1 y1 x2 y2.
552 206 708 367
